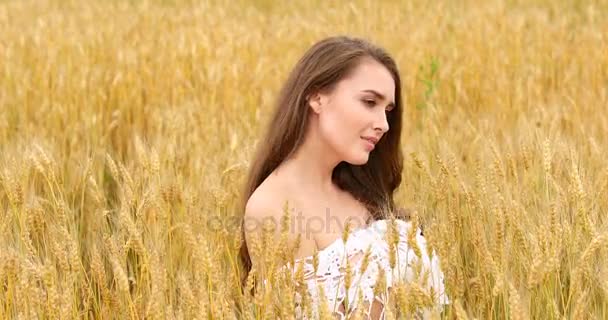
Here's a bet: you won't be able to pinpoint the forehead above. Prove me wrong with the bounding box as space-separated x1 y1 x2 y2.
339 58 395 101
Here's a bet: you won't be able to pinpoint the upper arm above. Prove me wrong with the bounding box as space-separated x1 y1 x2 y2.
243 194 299 272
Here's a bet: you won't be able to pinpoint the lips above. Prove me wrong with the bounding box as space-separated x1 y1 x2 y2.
362 137 376 151
362 136 379 145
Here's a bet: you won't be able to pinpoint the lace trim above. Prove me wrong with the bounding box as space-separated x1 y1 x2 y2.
283 219 450 319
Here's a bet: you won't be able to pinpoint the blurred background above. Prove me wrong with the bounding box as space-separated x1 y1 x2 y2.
0 0 607 319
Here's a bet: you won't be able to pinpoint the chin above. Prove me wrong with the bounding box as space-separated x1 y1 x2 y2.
347 154 370 165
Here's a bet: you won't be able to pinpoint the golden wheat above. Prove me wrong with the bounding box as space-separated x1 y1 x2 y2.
1 0 608 318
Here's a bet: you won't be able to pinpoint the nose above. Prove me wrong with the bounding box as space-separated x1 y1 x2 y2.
374 109 390 134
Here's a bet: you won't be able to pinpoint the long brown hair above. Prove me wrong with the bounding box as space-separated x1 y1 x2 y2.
238 35 404 285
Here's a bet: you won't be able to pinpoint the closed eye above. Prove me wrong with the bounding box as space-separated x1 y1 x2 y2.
363 99 376 107
363 97 395 113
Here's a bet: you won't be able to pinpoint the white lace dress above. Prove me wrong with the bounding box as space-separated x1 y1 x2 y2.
283 219 450 319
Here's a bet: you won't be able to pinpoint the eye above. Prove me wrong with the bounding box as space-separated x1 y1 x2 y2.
362 99 376 107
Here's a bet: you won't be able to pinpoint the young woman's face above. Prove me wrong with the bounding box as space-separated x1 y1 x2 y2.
311 58 396 165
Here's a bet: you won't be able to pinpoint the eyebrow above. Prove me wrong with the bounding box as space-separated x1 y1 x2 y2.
361 89 396 109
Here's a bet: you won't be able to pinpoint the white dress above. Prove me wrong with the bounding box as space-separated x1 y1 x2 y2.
282 219 450 319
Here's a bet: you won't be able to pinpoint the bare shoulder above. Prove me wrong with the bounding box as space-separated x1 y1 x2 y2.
243 178 299 244
244 179 295 223
245 181 288 235
243 178 316 265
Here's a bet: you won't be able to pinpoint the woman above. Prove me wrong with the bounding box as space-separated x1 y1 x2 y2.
238 36 448 319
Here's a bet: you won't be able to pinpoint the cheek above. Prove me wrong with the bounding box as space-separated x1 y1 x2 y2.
318 101 367 154
319 113 347 151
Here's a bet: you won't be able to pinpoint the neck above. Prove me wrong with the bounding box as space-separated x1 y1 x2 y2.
276 123 342 196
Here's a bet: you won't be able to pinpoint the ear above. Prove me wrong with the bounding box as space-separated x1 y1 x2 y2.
307 91 323 114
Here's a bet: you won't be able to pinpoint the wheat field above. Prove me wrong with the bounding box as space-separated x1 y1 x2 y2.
1 0 607 319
